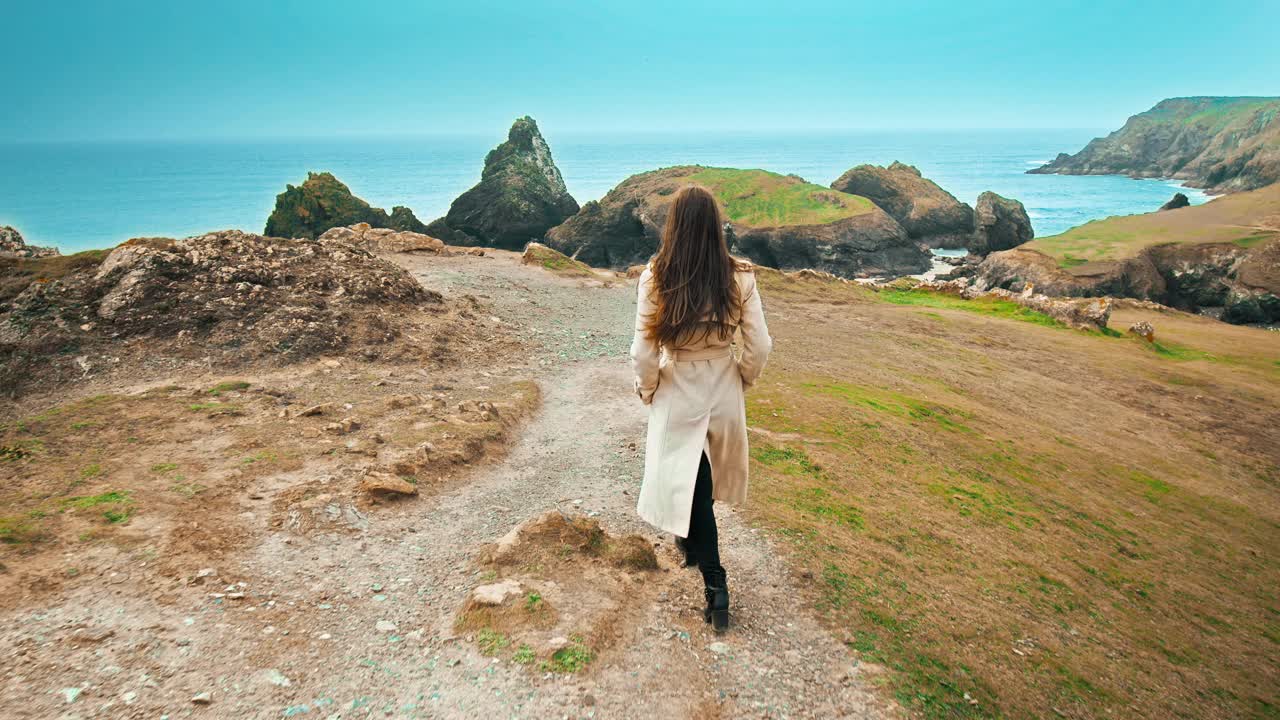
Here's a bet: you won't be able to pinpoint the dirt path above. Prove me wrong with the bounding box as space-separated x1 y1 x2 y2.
2 251 889 719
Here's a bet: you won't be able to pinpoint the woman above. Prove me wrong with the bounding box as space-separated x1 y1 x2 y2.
630 185 772 632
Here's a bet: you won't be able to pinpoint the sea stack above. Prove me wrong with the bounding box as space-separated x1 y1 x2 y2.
830 162 975 248
427 116 579 250
264 172 428 240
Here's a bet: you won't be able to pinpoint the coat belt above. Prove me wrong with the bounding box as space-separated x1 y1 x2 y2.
668 346 734 362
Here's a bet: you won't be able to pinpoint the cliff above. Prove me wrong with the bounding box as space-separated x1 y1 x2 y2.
1029 97 1280 193
974 183 1280 324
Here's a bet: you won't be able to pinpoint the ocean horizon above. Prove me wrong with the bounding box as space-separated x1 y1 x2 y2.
0 128 1209 253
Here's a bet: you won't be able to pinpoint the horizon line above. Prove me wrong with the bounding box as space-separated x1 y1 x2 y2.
0 126 1112 145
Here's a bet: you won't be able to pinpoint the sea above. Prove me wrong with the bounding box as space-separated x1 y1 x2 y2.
0 129 1209 253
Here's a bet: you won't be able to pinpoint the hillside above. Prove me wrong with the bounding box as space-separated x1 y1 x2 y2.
1030 96 1280 193
676 167 877 226
973 184 1280 325
1027 183 1280 266
546 166 928 277
3 247 1275 719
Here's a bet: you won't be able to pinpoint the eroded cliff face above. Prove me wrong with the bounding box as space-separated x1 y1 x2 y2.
1030 97 1280 193
426 116 579 250
545 166 929 278
975 239 1280 325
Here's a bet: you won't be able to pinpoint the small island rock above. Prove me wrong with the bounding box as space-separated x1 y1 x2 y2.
427 116 579 250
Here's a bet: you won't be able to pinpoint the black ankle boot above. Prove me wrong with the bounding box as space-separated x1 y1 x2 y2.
674 536 696 568
703 586 730 632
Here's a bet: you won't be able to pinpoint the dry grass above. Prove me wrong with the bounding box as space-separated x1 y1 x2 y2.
742 275 1280 719
1026 183 1280 266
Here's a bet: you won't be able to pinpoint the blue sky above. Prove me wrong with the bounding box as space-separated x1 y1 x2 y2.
3 0 1278 141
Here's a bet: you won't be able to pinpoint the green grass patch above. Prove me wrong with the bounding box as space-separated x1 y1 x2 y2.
150 462 178 474
788 486 865 530
878 289 1066 330
207 380 251 395
1130 471 1172 502
170 480 208 498
541 635 593 673
752 445 825 477
677 167 876 227
188 402 241 416
475 628 510 656
60 490 134 524
0 515 46 544
512 644 536 665
1149 340 1215 362
1232 232 1276 248
803 380 974 433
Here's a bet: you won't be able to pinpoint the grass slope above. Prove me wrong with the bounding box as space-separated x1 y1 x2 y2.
674 167 877 227
747 272 1280 719
1027 183 1280 267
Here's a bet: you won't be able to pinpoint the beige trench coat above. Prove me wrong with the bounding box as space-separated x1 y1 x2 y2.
631 266 773 537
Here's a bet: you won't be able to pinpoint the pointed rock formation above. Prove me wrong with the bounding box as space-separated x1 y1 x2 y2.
264 172 428 240
426 116 579 250
971 191 1033 254
830 162 975 247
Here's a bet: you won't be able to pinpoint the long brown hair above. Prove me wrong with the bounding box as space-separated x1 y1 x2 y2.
644 185 745 346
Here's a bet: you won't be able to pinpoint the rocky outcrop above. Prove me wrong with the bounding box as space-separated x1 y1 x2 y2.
1159 193 1191 211
1 230 440 393
971 192 1033 254
426 117 579 250
263 172 429 240
0 226 59 258
830 162 974 247
1029 97 1280 193
318 223 445 254
974 238 1280 326
885 278 1112 331
546 166 929 278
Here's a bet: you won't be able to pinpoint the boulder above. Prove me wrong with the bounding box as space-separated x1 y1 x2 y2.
360 470 418 497
972 192 1034 254
264 172 428 240
830 162 974 246
1159 193 1191 211
546 166 928 278
471 578 524 606
0 226 59 258
426 116 579 249
1128 321 1156 342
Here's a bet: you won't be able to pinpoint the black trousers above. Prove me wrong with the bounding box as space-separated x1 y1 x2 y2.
687 452 727 588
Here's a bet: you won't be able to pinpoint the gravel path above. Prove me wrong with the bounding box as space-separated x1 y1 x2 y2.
1 251 890 719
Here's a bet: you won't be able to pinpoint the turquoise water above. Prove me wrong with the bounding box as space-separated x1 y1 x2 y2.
0 129 1207 253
